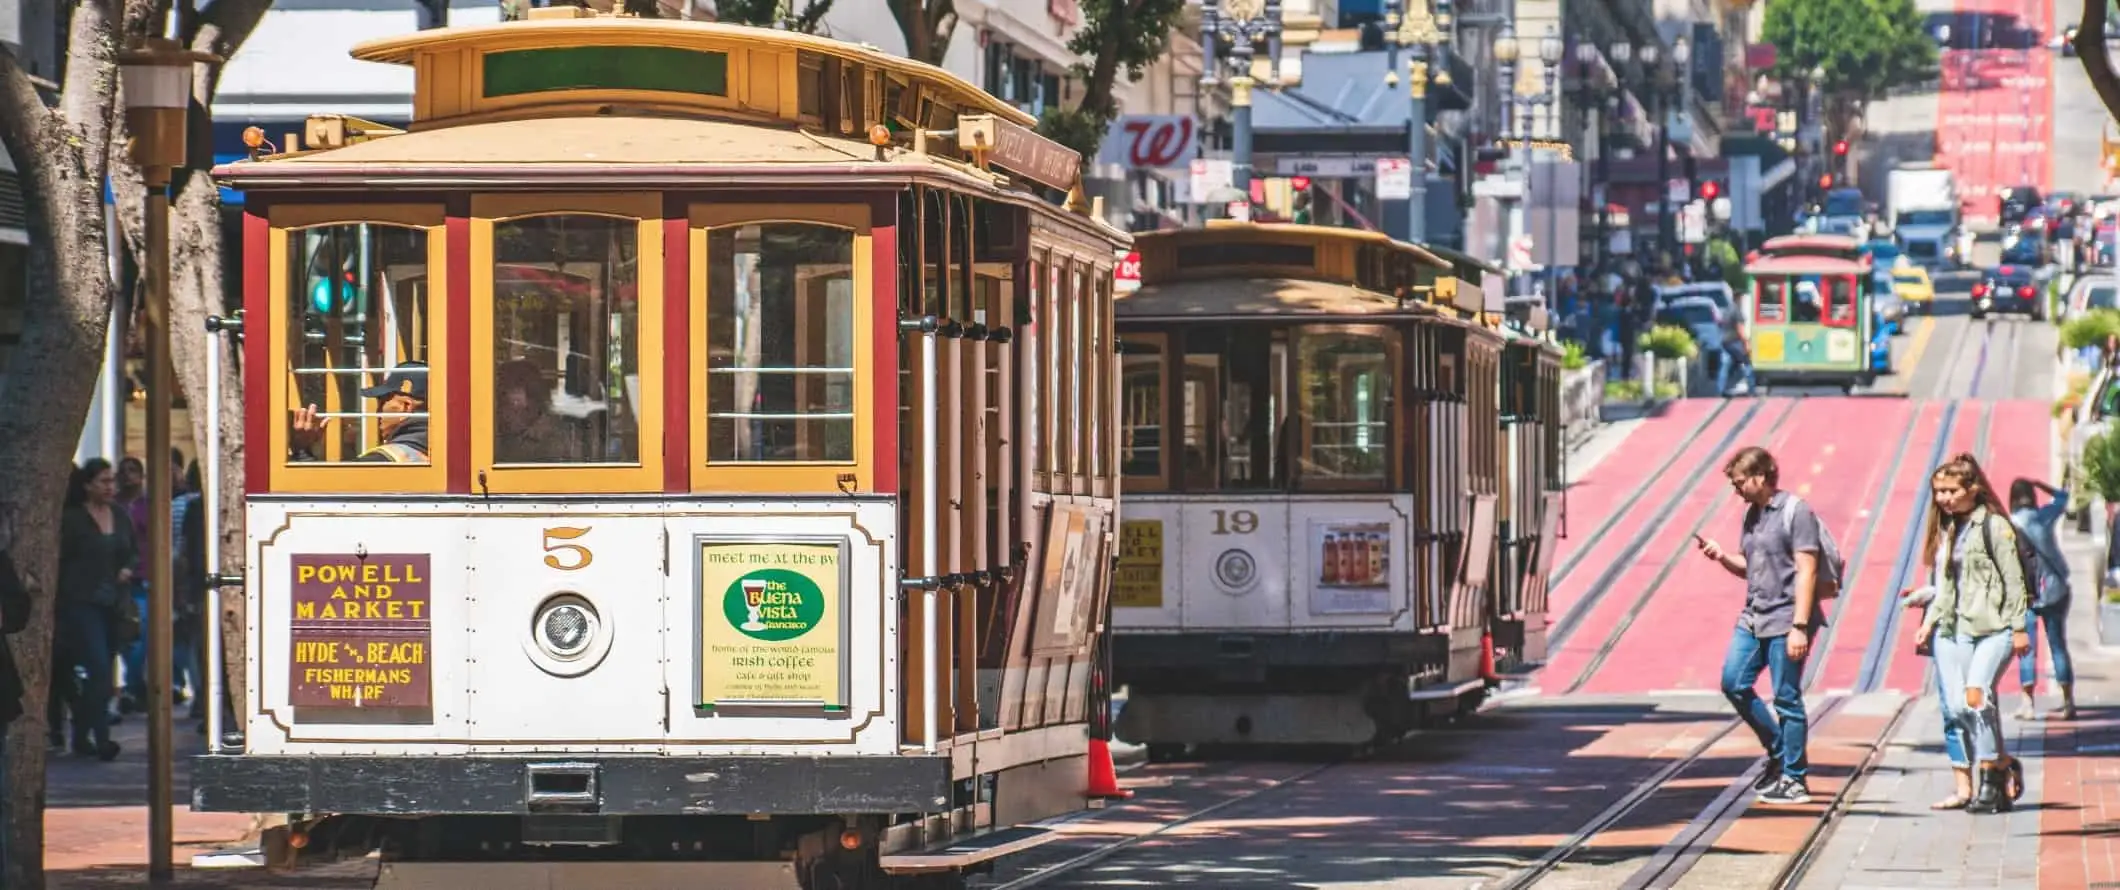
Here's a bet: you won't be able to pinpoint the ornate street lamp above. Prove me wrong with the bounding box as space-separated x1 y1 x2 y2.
1386 0 1449 242
1201 0 1284 210
120 35 219 883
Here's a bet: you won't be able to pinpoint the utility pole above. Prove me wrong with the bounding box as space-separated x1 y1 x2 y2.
1386 0 1448 244
1201 0 1284 211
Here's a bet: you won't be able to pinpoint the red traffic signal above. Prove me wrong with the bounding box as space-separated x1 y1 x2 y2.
1819 173 1835 189
1833 140 1849 156
1700 181 1721 201
1290 175 1313 191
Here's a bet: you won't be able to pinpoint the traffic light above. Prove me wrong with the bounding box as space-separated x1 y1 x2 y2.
1819 173 1835 189
1833 140 1849 156
1290 175 1313 191
1699 180 1721 201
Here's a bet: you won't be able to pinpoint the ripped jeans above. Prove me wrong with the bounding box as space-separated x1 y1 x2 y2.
1935 632 2015 766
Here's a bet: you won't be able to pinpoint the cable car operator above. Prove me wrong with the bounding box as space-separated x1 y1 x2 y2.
287 362 430 465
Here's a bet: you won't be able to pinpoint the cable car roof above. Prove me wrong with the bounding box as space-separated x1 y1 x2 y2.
349 17 1035 129
1177 221 1453 270
1116 276 1446 321
1759 233 1863 254
1744 254 1866 275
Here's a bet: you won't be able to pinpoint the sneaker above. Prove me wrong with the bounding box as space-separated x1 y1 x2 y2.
1758 776 1812 805
1751 760 1784 793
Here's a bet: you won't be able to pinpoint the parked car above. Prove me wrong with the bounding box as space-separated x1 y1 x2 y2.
1651 281 1736 318
2065 275 2120 322
2001 186 2045 227
1972 264 2046 319
1652 296 1726 354
2066 363 2120 527
1893 265 1937 314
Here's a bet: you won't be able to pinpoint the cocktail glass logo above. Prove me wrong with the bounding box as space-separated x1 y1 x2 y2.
723 569 824 642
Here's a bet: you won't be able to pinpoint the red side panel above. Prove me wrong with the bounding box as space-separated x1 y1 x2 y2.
663 211 690 493
446 213 472 494
242 208 271 495
870 204 899 496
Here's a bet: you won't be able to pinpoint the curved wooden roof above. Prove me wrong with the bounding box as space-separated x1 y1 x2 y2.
1115 277 1438 320
1182 221 1453 269
257 115 874 167
349 18 1035 128
1759 234 1863 255
1745 254 1865 276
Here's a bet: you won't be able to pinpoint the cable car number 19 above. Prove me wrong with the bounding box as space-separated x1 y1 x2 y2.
1210 510 1258 535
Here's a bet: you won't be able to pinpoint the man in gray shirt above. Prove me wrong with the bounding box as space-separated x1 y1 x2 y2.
1695 446 1823 805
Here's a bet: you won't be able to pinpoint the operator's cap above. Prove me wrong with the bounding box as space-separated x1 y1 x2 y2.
359 361 428 402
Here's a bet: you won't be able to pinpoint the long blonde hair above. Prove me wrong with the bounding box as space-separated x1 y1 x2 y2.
1920 451 2007 570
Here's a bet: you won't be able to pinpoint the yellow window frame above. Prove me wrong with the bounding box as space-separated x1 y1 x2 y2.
470 193 667 494
688 203 875 494
267 204 450 494
1118 331 1171 492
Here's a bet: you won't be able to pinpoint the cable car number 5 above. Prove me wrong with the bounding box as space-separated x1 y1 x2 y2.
542 527 594 571
1210 510 1258 535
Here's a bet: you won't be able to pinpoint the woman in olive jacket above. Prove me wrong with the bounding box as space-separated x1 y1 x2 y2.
1910 453 2031 814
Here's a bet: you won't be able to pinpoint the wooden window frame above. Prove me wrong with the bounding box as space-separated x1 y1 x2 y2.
688 203 876 493
1821 274 1860 329
470 193 667 494
1755 277 1787 324
267 204 451 494
1290 322 1400 494
1118 331 1171 492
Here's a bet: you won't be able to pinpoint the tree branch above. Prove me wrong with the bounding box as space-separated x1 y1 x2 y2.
2079 0 2120 127
0 46 56 188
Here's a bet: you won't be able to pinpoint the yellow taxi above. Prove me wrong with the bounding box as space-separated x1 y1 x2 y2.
1893 265 1936 313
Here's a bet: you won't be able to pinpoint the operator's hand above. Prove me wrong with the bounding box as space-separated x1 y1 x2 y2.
290 404 331 451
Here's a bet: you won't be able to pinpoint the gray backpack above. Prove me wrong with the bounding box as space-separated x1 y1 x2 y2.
1779 496 1845 599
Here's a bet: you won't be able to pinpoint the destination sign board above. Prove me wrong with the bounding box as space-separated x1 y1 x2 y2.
287 553 432 709
958 114 1081 193
697 539 847 709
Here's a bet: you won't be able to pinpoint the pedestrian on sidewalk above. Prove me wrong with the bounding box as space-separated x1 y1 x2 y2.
2008 478 2076 720
1907 453 2030 815
1694 446 1823 806
57 458 132 761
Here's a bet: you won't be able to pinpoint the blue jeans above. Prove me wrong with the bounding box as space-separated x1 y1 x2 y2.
119 584 146 699
1936 632 2014 764
1720 628 1810 780
1936 666 1968 767
2020 603 2075 688
58 601 114 748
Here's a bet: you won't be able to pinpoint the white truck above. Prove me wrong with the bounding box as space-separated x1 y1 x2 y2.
1889 163 1971 270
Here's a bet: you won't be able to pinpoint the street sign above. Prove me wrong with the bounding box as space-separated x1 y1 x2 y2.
1189 159 1232 200
1509 235 1534 270
1274 156 1378 177
1097 115 1199 169
1376 158 1413 200
1681 201 1708 244
1115 251 1142 294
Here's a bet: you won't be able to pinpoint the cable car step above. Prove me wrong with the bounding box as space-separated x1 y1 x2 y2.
877 826 1059 874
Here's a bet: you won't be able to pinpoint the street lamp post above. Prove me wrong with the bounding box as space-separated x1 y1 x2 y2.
120 36 217 882
1386 0 1449 244
1513 28 1562 303
1640 42 1672 271
1201 0 1284 210
1574 42 1606 283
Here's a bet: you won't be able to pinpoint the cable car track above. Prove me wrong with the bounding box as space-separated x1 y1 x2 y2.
1550 400 1738 586
1545 397 1775 654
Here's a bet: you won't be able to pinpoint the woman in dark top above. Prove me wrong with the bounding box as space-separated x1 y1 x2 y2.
57 458 132 760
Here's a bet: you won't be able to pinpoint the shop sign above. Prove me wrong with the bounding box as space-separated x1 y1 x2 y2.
1309 521 1392 615
1112 520 1164 608
697 539 847 709
288 553 432 709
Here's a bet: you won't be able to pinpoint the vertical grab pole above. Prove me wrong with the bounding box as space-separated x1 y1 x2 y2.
204 317 224 754
921 328 940 755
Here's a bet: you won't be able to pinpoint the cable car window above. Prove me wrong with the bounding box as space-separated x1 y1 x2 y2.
489 214 642 465
1120 336 1165 483
1789 277 1823 324
1181 328 1223 486
1295 329 1392 489
705 223 857 463
1824 275 1858 327
1756 278 1787 323
1222 326 1287 490
285 223 434 465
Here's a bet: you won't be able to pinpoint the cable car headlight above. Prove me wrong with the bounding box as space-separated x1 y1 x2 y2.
523 593 613 677
539 599 595 658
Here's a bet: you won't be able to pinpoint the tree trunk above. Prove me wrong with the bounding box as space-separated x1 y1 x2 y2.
0 35 126 890
167 176 247 721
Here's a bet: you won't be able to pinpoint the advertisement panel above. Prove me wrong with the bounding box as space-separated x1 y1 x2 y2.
288 553 433 710
1308 521 1392 615
696 538 848 710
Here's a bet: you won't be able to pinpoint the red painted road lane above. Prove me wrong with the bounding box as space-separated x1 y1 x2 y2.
1936 0 2053 227
1572 399 1896 695
1548 399 1722 572
1984 399 2057 685
1880 401 1996 694
1811 400 1952 692
1543 400 1796 693
1547 403 1755 625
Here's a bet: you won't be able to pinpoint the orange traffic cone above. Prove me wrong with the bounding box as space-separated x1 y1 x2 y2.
1480 631 1500 684
1087 738 1133 799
